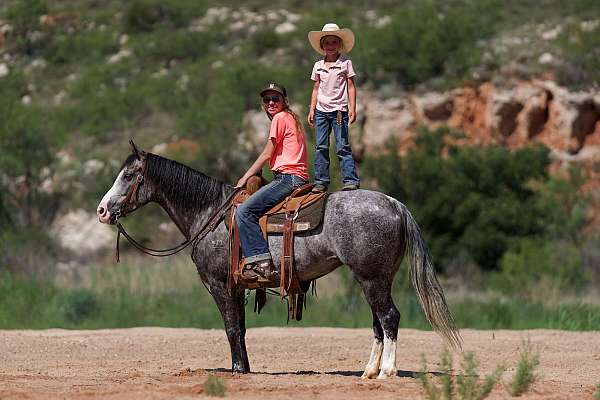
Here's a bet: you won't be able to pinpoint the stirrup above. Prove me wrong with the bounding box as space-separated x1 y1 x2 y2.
241 264 260 282
242 260 276 284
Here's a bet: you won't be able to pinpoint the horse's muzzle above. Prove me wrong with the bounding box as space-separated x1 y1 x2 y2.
97 199 121 225
97 203 114 224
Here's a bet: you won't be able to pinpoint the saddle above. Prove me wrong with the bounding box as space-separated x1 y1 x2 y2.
225 176 328 320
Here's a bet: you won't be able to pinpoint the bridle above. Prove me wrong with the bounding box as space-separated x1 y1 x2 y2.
113 155 240 262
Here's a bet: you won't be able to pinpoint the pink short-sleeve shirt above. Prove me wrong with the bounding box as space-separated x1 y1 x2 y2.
310 55 356 112
268 111 309 180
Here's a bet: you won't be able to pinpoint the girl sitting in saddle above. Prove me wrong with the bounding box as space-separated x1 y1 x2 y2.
234 83 309 284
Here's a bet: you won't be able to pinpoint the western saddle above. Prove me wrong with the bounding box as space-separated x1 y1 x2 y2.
225 176 328 320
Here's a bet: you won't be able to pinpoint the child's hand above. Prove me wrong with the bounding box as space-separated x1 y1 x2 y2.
307 109 315 127
349 110 356 124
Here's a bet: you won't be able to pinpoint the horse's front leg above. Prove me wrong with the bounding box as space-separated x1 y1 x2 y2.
210 282 250 373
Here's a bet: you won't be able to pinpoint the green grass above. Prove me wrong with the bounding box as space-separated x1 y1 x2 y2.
1 261 599 330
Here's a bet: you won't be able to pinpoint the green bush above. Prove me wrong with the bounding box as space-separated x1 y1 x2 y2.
496 238 586 299
419 349 505 400
203 374 226 397
366 127 552 271
123 0 208 32
131 28 227 61
44 30 119 65
505 341 540 396
353 0 502 87
60 64 154 139
4 0 47 34
0 89 63 232
536 165 591 246
557 22 600 88
0 228 57 275
60 290 99 322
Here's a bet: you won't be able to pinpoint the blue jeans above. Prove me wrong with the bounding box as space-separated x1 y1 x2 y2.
235 173 308 262
314 109 360 186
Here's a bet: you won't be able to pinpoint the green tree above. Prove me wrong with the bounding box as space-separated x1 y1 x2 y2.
4 0 48 55
536 164 591 246
366 127 552 270
0 101 59 229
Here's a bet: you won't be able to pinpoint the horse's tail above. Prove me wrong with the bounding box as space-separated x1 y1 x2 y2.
390 197 462 349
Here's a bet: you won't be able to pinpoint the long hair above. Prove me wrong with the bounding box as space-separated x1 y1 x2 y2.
263 100 305 138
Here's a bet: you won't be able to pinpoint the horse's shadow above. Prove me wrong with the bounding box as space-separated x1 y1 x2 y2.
205 368 448 378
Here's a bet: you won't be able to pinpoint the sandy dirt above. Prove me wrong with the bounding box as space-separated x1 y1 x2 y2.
0 327 598 399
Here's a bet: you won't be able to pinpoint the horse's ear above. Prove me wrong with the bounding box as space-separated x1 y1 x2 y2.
129 139 141 159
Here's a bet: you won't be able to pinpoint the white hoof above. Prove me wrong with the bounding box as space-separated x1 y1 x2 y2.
361 367 380 379
376 367 397 379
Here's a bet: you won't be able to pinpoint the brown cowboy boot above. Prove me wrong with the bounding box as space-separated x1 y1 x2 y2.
241 259 277 284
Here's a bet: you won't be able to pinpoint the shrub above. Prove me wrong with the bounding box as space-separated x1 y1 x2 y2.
557 22 600 88
0 92 63 232
203 374 226 397
496 238 587 299
365 127 552 271
123 0 207 32
44 30 119 65
60 290 99 323
419 348 505 400
0 228 57 276
536 164 592 246
5 0 47 34
505 341 540 396
132 28 227 61
353 0 502 87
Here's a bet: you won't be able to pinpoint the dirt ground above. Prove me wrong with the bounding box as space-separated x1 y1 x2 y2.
0 327 598 399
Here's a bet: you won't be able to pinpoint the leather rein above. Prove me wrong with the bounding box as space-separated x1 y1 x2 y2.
113 161 240 262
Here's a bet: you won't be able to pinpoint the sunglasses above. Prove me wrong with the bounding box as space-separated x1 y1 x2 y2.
262 95 282 104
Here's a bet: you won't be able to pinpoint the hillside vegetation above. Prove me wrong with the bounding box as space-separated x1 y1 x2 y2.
1 0 600 328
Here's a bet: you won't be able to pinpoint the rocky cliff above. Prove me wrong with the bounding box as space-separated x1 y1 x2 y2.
355 80 600 161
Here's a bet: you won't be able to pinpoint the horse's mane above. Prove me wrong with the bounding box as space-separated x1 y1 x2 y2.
145 153 229 212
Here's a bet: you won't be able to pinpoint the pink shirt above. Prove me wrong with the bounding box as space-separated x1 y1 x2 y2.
310 55 356 112
268 111 309 180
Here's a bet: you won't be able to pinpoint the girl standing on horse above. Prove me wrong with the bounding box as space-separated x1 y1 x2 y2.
235 83 309 284
307 23 360 193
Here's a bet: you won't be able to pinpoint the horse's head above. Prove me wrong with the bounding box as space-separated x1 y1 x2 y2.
97 140 151 224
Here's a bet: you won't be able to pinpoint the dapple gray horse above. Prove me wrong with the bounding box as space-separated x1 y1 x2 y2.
97 142 461 379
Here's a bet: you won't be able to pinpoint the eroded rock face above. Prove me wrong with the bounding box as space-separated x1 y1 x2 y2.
354 80 600 161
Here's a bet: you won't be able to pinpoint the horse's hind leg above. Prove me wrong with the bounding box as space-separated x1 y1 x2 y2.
355 274 400 379
361 311 384 379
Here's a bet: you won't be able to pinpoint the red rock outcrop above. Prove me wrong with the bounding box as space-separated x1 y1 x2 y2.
358 79 600 186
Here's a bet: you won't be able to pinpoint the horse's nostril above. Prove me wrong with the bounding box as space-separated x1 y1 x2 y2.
98 206 105 215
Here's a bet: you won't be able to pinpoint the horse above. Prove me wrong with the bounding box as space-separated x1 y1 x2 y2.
96 141 461 379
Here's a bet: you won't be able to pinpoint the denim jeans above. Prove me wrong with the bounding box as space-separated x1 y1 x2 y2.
235 173 308 262
314 109 360 186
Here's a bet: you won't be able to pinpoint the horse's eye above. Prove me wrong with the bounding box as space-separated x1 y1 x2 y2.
123 173 134 181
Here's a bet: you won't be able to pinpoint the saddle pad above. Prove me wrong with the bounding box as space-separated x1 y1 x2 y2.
266 194 328 233
224 192 328 234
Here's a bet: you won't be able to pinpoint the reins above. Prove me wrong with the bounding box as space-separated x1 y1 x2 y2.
115 185 240 262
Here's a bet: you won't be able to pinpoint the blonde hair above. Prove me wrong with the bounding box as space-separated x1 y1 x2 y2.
262 98 305 138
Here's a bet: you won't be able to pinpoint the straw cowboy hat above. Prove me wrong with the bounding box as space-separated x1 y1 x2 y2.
308 23 355 55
